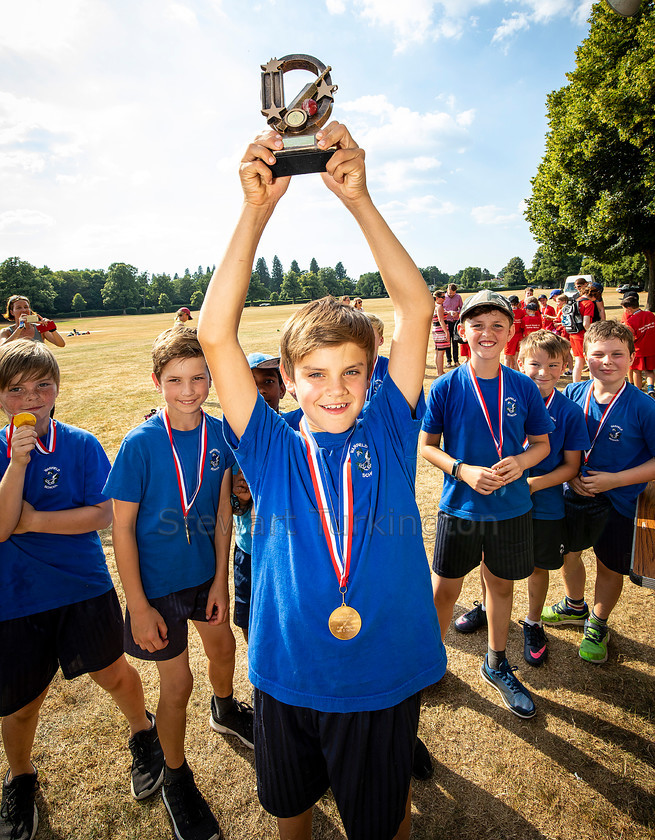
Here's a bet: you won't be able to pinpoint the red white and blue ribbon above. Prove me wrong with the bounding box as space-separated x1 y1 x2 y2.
161 409 207 534
6 417 56 459
583 382 626 465
299 416 354 588
468 365 504 461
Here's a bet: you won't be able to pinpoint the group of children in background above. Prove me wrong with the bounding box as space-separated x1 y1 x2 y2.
2 121 655 840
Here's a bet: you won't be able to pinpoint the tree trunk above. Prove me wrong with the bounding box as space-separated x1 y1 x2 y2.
646 249 655 313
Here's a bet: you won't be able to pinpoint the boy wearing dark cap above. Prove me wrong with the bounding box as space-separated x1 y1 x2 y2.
421 290 553 718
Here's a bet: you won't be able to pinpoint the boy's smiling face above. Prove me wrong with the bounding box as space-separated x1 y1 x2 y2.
519 349 564 398
152 355 210 426
459 309 514 362
585 338 634 391
0 374 58 436
283 342 369 434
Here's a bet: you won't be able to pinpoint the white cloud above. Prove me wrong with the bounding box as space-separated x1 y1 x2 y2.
471 205 519 225
326 0 347 11
492 12 530 46
340 95 474 155
167 2 199 26
0 151 46 174
0 209 55 233
0 0 102 57
373 156 442 191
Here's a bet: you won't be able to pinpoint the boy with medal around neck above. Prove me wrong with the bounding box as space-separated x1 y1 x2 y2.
420 289 554 720
0 340 164 840
198 122 446 840
105 327 253 840
542 320 655 663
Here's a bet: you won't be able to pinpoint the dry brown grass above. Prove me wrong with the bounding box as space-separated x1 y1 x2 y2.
3 292 654 839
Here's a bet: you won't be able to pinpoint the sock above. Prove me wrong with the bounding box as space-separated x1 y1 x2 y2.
647 385 654 393
524 616 542 627
487 648 506 670
214 692 234 718
590 610 608 629
565 596 586 612
480 604 487 612
164 760 190 783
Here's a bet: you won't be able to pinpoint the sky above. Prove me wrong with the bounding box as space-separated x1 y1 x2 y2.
0 0 601 281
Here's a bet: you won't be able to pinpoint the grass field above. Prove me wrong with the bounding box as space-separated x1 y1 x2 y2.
3 291 654 840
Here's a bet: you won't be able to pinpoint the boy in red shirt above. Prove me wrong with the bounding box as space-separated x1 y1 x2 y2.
538 294 556 332
503 296 524 369
521 300 543 339
622 295 655 396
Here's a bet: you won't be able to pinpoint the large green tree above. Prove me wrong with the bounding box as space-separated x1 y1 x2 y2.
101 262 141 312
525 1 655 308
271 255 284 292
0 257 56 316
501 257 527 287
529 246 583 288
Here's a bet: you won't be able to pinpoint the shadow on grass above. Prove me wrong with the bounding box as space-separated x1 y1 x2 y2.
447 606 655 717
411 758 549 840
34 788 69 840
422 673 655 828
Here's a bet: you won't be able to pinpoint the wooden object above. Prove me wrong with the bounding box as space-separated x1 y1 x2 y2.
630 480 655 588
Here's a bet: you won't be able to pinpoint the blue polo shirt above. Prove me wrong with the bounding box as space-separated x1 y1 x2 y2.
564 380 655 517
224 375 446 713
422 365 554 521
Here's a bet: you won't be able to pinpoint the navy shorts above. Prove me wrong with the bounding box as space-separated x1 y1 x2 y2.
533 517 566 571
564 490 633 575
254 689 420 840
0 588 124 717
124 577 215 661
233 545 251 630
433 511 534 581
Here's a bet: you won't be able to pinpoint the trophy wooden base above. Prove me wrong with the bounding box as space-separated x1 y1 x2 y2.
270 148 335 178
630 480 655 589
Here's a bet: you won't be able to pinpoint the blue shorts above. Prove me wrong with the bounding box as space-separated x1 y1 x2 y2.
254 689 420 840
0 588 124 717
233 545 251 629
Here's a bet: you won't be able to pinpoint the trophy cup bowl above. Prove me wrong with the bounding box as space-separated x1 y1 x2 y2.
261 54 338 178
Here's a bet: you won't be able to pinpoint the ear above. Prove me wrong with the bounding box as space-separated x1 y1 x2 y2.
457 322 466 341
517 358 525 373
278 379 287 399
507 323 515 340
151 372 162 392
280 363 295 396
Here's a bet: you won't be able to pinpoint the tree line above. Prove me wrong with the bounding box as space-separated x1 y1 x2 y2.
0 246 648 321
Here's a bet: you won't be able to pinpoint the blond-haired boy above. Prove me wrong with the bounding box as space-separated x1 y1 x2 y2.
198 123 445 840
105 327 252 840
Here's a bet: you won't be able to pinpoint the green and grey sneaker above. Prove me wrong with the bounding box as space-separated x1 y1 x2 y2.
541 597 589 626
579 618 609 663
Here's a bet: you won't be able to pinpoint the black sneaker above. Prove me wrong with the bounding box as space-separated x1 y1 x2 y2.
162 768 223 840
454 601 487 634
129 711 165 800
209 696 254 748
520 621 548 667
0 768 38 840
411 737 433 781
480 655 536 719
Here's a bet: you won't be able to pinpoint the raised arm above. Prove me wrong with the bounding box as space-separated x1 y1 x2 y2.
317 123 433 409
198 133 291 439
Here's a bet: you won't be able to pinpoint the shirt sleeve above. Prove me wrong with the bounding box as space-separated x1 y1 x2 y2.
422 379 446 435
562 402 591 452
524 379 556 436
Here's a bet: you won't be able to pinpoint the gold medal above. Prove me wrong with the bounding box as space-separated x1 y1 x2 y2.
328 604 362 641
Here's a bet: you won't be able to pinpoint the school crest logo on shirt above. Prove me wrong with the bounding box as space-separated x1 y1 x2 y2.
608 425 623 442
504 397 518 417
370 378 383 396
43 466 60 488
351 443 373 478
209 449 221 470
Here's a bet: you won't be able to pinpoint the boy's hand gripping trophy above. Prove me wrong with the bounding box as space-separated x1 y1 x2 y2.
260 54 338 178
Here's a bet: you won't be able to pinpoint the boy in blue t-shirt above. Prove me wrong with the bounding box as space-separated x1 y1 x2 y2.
198 123 446 840
231 352 287 640
420 289 553 719
542 320 655 663
516 331 590 665
105 327 252 840
0 340 164 840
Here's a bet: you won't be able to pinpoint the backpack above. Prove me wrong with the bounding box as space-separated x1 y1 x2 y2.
561 298 584 334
